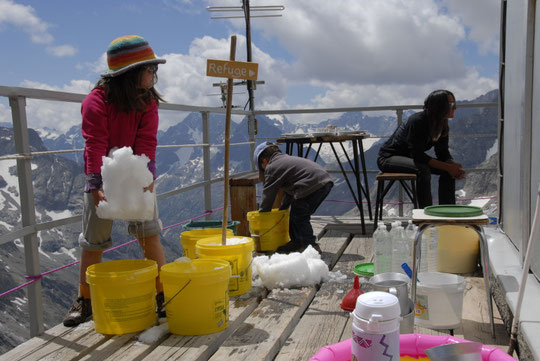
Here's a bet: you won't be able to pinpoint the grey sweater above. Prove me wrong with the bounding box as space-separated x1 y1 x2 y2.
259 152 333 212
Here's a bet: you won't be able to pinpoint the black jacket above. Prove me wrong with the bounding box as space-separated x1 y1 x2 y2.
378 111 452 164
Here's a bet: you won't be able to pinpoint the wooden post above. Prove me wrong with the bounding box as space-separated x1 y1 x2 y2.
222 35 237 245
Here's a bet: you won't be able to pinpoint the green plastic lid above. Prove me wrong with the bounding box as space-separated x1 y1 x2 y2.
353 263 374 277
424 205 483 217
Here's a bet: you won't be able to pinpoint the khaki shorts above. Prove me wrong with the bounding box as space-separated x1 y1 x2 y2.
80 191 163 251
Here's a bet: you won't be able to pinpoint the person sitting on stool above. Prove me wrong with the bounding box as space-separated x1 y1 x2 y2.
254 142 334 254
377 89 466 208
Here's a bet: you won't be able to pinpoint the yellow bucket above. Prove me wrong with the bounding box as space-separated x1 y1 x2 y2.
160 259 231 335
436 226 480 274
195 235 254 296
86 259 158 334
180 228 233 259
246 209 290 251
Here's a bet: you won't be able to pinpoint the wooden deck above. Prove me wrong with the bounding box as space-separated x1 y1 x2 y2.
0 218 512 361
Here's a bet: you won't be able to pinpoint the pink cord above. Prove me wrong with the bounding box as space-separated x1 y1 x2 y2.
2 194 495 298
2 207 224 299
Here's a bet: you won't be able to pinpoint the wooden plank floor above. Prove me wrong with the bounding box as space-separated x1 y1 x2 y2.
0 218 512 361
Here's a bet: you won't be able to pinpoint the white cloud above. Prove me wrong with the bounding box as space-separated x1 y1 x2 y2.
0 102 10 124
201 0 500 123
0 0 80 60
84 52 108 74
0 0 53 44
19 80 93 132
7 0 500 131
156 35 287 110
47 45 77 57
441 0 500 54
214 0 471 85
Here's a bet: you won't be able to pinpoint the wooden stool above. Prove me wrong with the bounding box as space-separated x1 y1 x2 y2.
374 172 418 228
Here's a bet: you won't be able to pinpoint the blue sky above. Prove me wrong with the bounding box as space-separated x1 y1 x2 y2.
0 0 500 131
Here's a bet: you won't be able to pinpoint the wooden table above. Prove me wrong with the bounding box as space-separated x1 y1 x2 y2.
276 133 371 234
411 209 494 337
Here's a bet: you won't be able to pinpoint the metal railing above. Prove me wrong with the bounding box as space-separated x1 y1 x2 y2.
0 85 497 337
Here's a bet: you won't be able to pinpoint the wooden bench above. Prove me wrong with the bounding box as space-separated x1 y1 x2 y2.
230 171 282 236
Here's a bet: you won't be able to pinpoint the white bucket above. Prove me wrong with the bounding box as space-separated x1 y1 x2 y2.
414 272 466 329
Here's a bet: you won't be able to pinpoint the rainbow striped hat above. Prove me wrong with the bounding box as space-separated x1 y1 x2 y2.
101 35 166 77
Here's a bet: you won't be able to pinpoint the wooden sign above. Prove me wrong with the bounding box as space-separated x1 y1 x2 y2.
206 59 258 80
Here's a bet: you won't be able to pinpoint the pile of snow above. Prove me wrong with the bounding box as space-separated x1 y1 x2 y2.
137 319 168 344
96 147 155 221
199 237 251 246
253 245 337 289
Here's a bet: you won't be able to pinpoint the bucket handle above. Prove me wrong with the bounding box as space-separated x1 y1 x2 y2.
253 213 287 238
230 256 255 279
159 279 192 314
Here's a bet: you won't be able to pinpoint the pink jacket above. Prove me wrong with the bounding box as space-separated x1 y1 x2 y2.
81 87 158 177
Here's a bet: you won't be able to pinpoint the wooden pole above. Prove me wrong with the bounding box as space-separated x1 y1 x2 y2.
222 35 236 245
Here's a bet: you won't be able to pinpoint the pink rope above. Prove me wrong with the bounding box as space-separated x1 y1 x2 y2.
261 196 497 205
2 207 224 298
0 279 39 298
2 192 496 297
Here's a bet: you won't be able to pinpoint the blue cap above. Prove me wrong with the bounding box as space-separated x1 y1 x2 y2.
253 142 271 169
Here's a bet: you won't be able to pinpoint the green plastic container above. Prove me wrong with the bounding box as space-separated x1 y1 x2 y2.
183 220 240 235
424 205 483 217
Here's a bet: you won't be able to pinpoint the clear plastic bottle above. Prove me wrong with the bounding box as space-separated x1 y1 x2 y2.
405 220 415 256
405 220 414 236
388 221 399 270
373 223 391 274
391 224 410 274
427 227 439 272
417 231 429 273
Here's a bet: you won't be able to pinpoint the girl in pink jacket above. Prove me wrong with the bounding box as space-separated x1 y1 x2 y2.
64 35 167 327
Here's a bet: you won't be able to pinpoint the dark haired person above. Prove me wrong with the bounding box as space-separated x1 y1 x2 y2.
254 142 334 254
377 89 465 208
63 35 167 327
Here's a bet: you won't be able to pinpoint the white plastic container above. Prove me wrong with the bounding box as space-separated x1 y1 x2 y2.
414 272 466 329
352 291 401 361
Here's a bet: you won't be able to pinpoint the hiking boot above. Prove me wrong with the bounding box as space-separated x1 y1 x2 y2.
156 292 166 318
275 241 304 254
63 297 92 327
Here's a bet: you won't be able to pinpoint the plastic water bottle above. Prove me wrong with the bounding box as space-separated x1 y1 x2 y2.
388 221 399 270
373 224 391 274
352 291 400 361
404 220 427 272
418 232 429 273
405 220 415 238
427 227 439 272
391 224 410 274
405 220 415 256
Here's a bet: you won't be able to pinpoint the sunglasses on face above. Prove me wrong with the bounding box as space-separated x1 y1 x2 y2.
448 101 456 109
146 64 158 74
